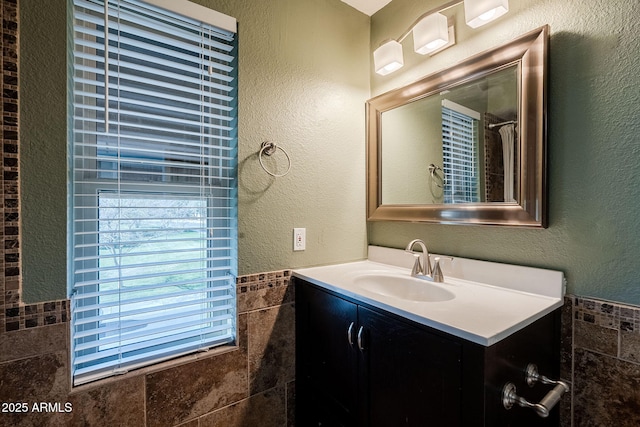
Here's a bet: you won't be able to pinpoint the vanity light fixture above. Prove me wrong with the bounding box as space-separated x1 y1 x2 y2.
373 0 510 76
374 40 404 75
464 0 509 28
413 12 449 55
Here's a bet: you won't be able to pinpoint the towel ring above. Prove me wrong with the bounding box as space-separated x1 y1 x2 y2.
428 164 447 188
259 141 291 177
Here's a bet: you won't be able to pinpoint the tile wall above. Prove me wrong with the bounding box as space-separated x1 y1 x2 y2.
561 296 640 426
3 0 640 425
1 265 295 427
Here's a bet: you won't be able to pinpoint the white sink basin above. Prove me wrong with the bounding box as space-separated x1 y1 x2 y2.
353 273 455 302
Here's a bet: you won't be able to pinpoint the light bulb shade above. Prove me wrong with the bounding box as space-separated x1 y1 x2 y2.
374 40 404 76
413 13 449 55
464 0 509 28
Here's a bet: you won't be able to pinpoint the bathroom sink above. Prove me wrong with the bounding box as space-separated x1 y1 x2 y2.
294 248 566 345
353 273 455 302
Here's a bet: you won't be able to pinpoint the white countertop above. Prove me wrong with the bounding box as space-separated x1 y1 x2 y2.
293 246 565 346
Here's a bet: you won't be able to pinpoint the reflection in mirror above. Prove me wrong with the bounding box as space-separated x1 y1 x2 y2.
381 65 518 205
367 26 548 227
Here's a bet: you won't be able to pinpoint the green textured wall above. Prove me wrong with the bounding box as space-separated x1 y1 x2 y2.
20 0 370 302
20 0 69 303
369 0 640 304
200 0 370 275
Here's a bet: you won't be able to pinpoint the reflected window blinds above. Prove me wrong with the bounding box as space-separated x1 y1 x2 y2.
441 100 480 203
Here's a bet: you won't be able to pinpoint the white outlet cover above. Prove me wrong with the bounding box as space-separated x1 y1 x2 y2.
293 228 306 251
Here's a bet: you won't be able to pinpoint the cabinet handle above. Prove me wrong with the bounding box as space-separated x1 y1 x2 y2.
357 326 365 351
347 322 355 346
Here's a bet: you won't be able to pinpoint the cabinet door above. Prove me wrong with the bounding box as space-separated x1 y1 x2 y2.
358 306 462 427
296 283 359 425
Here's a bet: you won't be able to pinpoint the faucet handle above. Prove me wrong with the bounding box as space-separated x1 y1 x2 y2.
431 256 453 283
432 257 444 282
410 253 423 276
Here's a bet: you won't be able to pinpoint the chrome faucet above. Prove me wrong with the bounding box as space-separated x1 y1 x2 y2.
404 239 447 283
405 239 432 277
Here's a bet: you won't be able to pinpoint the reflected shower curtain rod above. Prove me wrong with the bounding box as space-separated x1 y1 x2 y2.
488 120 517 129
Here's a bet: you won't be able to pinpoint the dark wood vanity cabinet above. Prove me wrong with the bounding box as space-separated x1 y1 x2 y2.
295 278 562 427
296 281 461 426
358 305 462 426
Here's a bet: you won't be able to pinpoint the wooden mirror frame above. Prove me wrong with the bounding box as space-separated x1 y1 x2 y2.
366 26 548 227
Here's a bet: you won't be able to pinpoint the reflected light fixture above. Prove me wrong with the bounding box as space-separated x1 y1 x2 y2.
373 0 510 76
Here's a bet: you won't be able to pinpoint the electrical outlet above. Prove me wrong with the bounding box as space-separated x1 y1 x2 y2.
293 228 306 251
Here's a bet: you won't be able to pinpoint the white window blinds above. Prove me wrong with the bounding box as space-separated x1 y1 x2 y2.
69 0 238 385
441 100 480 204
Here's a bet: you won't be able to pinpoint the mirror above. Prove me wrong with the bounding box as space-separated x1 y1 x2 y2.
381 65 518 204
367 26 548 227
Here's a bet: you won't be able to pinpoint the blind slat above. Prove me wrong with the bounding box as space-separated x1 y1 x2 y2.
72 329 234 380
73 319 234 365
73 290 234 319
73 313 234 351
71 280 235 304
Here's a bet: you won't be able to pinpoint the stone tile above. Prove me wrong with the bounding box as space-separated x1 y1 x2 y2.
559 380 572 427
237 281 293 314
574 348 640 427
620 330 640 364
0 351 70 427
199 386 286 427
286 380 295 427
248 303 295 395
573 319 618 356
560 296 573 381
67 375 145 426
145 314 249 427
0 323 67 362
173 419 199 427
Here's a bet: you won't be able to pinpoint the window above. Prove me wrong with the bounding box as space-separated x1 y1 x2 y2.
441 100 480 203
69 0 238 385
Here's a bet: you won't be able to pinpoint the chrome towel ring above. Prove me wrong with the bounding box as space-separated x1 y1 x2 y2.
259 141 291 177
